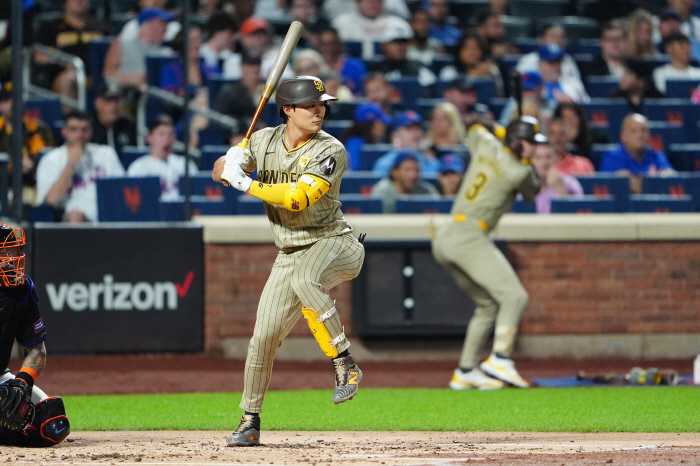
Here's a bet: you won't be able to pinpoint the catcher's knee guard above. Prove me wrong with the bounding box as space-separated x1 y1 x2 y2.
29 397 70 446
302 305 345 358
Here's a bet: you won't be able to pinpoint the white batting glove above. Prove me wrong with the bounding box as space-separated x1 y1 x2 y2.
225 145 250 166
221 160 253 192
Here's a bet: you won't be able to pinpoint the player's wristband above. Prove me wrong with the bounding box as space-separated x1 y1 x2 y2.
16 368 36 387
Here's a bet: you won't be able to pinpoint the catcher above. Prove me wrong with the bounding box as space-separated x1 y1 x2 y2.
0 223 69 447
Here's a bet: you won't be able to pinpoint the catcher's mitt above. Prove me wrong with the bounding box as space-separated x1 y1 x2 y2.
0 379 35 431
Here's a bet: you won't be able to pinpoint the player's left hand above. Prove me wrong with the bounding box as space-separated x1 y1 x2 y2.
0 378 35 431
225 145 250 166
221 161 253 192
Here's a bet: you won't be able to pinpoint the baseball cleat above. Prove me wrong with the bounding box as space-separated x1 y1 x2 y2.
449 368 505 390
480 354 530 388
226 415 261 447
332 354 362 404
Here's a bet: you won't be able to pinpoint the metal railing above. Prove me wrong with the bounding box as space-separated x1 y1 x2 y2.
22 44 87 110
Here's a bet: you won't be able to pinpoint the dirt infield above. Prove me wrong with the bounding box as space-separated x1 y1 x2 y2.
4 431 700 465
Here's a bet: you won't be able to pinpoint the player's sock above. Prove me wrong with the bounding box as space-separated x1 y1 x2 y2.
244 411 259 418
494 352 508 359
459 367 473 374
337 349 349 358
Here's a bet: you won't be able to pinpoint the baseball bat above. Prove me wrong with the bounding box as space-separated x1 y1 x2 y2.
509 68 522 118
222 21 304 186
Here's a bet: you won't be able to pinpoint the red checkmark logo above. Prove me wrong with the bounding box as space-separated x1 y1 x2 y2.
176 271 195 298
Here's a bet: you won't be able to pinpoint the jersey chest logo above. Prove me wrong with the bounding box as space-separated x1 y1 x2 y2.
298 156 310 168
319 156 336 176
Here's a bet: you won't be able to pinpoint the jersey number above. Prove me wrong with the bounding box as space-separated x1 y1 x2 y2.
465 172 489 202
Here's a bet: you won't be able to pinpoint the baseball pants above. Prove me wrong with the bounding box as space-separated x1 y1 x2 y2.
240 234 365 413
433 221 528 369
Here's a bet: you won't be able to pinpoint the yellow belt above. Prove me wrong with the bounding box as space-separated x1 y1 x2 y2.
454 213 489 232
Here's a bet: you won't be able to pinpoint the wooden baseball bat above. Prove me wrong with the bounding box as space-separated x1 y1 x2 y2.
509 67 522 118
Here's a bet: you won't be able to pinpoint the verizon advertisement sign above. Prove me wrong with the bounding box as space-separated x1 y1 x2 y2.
32 226 204 353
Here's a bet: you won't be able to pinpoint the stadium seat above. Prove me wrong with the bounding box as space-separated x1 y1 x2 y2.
510 0 570 19
342 41 363 58
642 174 694 197
589 144 618 170
24 97 63 134
511 199 536 213
628 194 694 213
580 99 629 143
389 77 423 111
430 57 453 76
236 196 266 215
489 97 509 119
321 120 352 140
87 38 114 99
450 0 489 29
145 54 179 87
339 172 382 196
668 143 700 172
498 55 521 97
550 196 616 213
513 37 540 54
339 195 383 214
327 102 358 121
198 125 227 146
435 77 497 104
642 99 698 135
396 196 453 214
200 145 228 171
576 38 601 56
207 75 237 108
97 177 161 222
537 17 600 42
159 195 229 221
264 101 280 127
119 146 149 170
359 144 393 171
647 121 689 153
417 98 442 120
585 76 619 98
575 173 630 212
664 79 700 98
185 175 239 213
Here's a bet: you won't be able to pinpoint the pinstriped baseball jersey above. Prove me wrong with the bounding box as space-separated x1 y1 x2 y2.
241 125 352 250
452 126 539 229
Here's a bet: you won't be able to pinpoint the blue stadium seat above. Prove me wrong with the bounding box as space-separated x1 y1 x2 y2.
510 0 569 19
489 97 509 119
647 121 690 152
339 195 383 214
389 77 423 111
339 172 382 196
200 145 228 171
664 79 700 98
500 16 533 39
576 38 601 56
550 196 616 213
450 0 489 29
628 194 694 212
159 195 229 221
537 16 600 42
87 38 114 100
264 101 280 127
145 54 179 87
642 100 699 136
343 41 363 58
236 196 266 215
396 196 453 214
589 144 618 171
322 120 353 140
359 144 393 171
575 173 630 212
513 37 540 54
417 98 442 120
119 146 149 170
511 199 536 213
97 177 161 222
327 102 358 121
668 143 700 172
580 99 630 143
430 57 453 76
198 125 227 146
207 75 236 107
184 175 238 213
585 76 619 98
25 97 63 135
642 174 693 197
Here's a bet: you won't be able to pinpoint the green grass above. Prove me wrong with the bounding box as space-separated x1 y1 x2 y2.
64 387 700 432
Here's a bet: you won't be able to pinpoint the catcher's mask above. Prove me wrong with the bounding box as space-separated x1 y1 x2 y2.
0 223 25 287
276 76 338 121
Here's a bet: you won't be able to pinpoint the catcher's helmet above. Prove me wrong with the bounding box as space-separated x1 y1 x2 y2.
504 116 546 156
0 223 25 287
276 76 338 120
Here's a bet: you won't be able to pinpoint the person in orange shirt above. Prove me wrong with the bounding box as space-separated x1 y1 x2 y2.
546 118 595 175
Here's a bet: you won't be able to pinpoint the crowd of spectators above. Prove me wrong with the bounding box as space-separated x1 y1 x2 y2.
0 0 699 220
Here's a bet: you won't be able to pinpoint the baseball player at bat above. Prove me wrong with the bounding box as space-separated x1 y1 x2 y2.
212 76 365 447
432 116 544 390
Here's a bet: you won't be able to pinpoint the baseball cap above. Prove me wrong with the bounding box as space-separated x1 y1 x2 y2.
96 83 120 100
394 110 423 129
137 8 175 25
444 76 475 93
354 102 393 124
241 17 270 36
660 6 682 22
439 154 465 174
538 43 565 62
521 72 543 90
0 82 11 102
391 151 418 169
382 20 413 43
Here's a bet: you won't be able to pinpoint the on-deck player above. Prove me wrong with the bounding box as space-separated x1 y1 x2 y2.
212 76 365 447
432 116 543 390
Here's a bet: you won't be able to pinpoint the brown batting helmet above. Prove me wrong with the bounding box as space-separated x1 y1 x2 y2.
276 76 338 119
504 116 546 155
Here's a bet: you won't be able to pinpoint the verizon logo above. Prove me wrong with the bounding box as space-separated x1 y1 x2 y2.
46 272 195 312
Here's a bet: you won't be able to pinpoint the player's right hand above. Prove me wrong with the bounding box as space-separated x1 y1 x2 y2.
221 161 252 192
225 145 250 166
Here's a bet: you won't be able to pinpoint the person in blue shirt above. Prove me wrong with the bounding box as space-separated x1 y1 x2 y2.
600 113 676 193
341 102 392 171
425 0 461 47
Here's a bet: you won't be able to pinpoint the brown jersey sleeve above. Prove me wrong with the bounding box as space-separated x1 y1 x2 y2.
518 164 540 202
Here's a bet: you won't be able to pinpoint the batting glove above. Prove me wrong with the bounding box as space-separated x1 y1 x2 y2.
225 145 250 166
221 161 253 192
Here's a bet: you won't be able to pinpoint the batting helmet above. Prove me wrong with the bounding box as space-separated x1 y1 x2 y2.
276 76 338 120
504 116 546 156
0 223 25 287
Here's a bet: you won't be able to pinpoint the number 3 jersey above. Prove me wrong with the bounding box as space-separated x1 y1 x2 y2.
454 125 540 230
241 125 352 250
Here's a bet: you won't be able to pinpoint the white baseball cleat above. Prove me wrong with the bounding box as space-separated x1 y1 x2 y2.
449 368 505 390
480 354 530 388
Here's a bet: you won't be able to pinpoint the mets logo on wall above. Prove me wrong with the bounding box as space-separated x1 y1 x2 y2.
314 80 324 91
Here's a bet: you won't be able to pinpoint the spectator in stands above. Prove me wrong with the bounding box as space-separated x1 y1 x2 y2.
214 50 262 132
499 72 549 126
421 102 467 157
199 11 239 74
436 153 465 196
370 152 439 213
600 113 675 193
232 17 295 81
581 20 627 81
426 0 461 47
316 27 368 97
373 110 440 176
36 110 125 223
323 0 410 22
653 31 700 94
652 1 700 48
625 8 658 57
90 84 137 158
35 0 109 104
609 58 663 113
531 142 584 214
546 118 594 175
161 26 218 99
0 83 54 205
291 51 353 101
408 10 445 66
439 33 504 96
103 8 174 94
581 0 639 25
318 70 354 103
487 0 511 15
537 44 590 104
443 76 480 120
362 72 395 114
127 115 198 200
119 0 181 44
331 0 413 59
552 102 610 158
367 20 437 92
474 10 516 60
341 102 392 171
516 23 581 83
283 0 326 49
